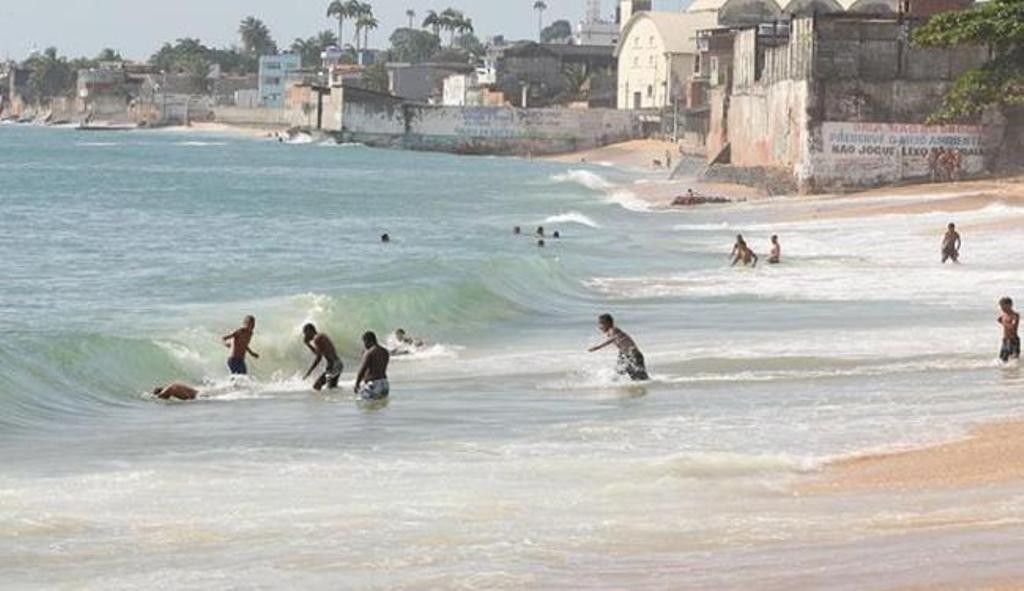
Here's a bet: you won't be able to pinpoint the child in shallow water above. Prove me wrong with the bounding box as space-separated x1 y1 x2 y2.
588 313 649 381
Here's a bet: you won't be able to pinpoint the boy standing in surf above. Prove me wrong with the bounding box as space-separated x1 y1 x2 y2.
941 223 962 264
998 297 1020 363
588 314 649 381
222 315 260 375
302 323 343 391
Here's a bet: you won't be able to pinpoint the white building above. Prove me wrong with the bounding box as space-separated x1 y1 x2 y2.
576 21 620 46
614 11 717 110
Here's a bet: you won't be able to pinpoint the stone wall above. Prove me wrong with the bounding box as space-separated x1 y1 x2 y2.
716 14 996 193
330 86 639 156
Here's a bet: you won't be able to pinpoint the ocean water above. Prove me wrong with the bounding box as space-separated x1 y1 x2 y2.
3 125 1024 588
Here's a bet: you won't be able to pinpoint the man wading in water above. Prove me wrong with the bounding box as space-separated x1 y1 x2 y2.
302 323 343 391
355 331 390 400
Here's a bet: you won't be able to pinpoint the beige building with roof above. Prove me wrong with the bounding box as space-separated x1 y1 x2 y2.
614 11 718 110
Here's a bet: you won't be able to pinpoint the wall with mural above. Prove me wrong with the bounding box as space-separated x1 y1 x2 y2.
808 122 986 189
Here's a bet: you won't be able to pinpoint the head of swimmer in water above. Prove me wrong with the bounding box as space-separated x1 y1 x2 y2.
771 235 779 244
513 226 521 235
1000 297 1015 313
362 331 379 349
243 315 255 330
152 386 164 397
381 233 391 243
735 234 745 245
536 226 545 236
598 313 614 332
948 222 956 231
302 323 318 342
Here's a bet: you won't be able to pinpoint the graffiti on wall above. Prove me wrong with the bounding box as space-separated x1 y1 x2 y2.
817 122 985 183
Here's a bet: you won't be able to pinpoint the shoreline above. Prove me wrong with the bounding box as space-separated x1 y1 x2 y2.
802 418 1024 494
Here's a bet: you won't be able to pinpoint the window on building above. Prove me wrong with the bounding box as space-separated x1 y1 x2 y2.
647 85 653 98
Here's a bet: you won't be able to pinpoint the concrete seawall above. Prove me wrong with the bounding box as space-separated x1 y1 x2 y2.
325 87 640 156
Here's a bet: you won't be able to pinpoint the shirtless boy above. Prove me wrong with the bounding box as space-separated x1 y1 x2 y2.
588 313 649 381
942 223 962 264
302 323 343 390
768 235 781 264
355 331 391 400
222 315 259 375
998 297 1020 363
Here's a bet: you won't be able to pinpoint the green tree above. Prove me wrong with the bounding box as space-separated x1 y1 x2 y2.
357 12 379 51
238 16 277 57
541 19 573 44
22 47 74 102
291 31 339 69
347 0 372 51
912 0 1024 122
96 48 123 62
455 33 484 57
389 28 442 63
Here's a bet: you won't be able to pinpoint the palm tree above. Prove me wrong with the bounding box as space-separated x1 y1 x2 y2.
347 0 371 51
238 16 276 56
358 13 379 51
406 8 416 29
326 1 350 49
533 1 548 41
423 10 442 37
440 8 466 47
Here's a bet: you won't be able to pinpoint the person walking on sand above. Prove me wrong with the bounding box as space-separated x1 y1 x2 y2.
355 331 391 400
302 323 343 391
222 315 259 375
588 313 649 381
941 223 962 264
998 297 1020 363
768 235 781 264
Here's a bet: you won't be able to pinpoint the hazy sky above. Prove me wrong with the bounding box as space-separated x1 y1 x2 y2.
0 0 684 62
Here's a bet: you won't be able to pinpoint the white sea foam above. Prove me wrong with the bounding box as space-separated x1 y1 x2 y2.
175 141 227 147
542 211 602 228
551 169 615 192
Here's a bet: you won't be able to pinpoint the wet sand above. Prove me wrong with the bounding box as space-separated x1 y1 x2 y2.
804 419 1024 494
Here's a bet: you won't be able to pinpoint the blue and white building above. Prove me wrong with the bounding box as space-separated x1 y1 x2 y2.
258 53 302 108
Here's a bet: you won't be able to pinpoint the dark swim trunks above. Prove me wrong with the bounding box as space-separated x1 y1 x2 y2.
617 349 650 382
320 358 343 389
228 357 247 375
1000 337 1021 362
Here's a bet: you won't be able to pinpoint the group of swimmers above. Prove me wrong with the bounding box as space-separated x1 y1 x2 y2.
514 225 561 247
730 234 782 267
153 316 391 401
151 219 1013 401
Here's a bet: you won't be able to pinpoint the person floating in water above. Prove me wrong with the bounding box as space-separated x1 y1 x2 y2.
730 235 758 268
381 233 391 243
998 297 1020 363
553 230 561 239
302 323 343 391
537 239 546 248
536 226 545 237
355 331 391 400
768 235 781 264
588 313 649 381
222 315 259 375
152 382 198 401
390 328 425 355
941 223 961 264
